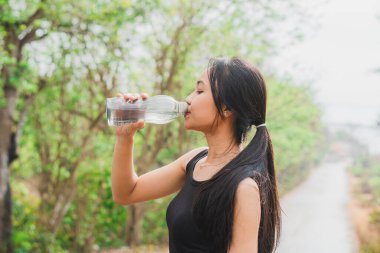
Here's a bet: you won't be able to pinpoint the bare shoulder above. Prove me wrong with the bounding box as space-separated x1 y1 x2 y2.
237 178 260 194
179 146 208 172
230 179 261 251
235 178 261 209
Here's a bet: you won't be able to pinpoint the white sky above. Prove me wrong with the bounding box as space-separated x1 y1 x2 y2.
269 0 380 127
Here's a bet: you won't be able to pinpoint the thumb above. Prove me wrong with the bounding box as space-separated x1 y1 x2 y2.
136 119 145 129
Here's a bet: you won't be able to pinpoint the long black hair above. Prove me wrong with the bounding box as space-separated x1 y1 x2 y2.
192 57 281 253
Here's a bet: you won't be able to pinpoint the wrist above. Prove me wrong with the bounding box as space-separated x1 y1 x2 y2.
116 135 134 144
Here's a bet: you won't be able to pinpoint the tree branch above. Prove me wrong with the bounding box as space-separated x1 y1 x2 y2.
25 7 44 28
19 27 37 47
16 78 47 146
68 109 92 121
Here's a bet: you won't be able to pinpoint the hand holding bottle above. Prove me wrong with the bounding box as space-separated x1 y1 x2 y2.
114 92 149 139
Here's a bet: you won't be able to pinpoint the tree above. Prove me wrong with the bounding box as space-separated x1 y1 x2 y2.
0 0 152 251
3 0 324 251
0 1 49 251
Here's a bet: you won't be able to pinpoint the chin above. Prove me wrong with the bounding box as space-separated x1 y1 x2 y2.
184 123 208 133
184 121 192 130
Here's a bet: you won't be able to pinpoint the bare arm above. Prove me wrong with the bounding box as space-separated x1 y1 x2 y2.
111 92 147 203
229 178 261 253
112 133 206 205
111 135 138 204
110 92 205 205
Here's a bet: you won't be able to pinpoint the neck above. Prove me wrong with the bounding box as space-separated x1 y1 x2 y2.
203 122 243 163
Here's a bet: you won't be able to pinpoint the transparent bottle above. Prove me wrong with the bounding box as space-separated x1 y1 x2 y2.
106 95 188 126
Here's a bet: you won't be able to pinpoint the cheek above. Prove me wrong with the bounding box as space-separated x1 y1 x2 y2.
186 99 219 130
193 97 216 118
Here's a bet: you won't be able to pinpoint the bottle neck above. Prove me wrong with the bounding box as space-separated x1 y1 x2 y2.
176 102 188 115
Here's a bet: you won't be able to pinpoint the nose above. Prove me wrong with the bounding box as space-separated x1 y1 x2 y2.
185 93 193 105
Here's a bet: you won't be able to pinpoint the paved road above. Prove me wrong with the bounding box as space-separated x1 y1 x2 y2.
276 159 359 253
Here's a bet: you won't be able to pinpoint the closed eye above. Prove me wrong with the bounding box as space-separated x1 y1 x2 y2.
196 91 203 94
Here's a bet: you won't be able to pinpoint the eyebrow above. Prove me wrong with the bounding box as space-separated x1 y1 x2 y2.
196 80 205 87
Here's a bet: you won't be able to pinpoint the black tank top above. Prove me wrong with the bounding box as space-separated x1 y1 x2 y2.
166 149 213 253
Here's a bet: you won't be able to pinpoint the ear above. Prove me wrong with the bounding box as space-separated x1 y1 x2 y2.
223 107 233 118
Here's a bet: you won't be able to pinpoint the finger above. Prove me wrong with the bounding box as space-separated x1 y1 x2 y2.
141 93 149 100
124 93 131 100
129 95 137 103
132 93 140 102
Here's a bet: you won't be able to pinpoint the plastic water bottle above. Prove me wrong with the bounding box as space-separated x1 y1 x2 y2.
106 95 188 126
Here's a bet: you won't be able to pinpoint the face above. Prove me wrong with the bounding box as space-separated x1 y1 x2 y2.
184 70 220 132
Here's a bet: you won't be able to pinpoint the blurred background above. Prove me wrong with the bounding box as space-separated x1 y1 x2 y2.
0 0 379 252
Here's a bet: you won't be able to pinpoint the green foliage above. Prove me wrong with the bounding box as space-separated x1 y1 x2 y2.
349 155 380 205
370 209 380 230
12 181 39 253
266 77 326 192
362 240 380 253
349 155 380 253
5 0 325 252
142 198 173 244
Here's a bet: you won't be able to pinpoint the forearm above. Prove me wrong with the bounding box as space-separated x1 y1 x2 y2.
111 136 139 202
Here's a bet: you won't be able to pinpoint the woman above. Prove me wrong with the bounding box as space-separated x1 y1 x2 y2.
111 57 281 253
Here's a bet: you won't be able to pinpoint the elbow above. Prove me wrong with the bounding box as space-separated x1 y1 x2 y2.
112 181 138 205
112 194 131 205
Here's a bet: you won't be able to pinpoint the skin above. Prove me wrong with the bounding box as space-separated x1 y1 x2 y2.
111 70 261 252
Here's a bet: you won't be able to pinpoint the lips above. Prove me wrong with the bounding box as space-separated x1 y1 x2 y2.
185 111 191 118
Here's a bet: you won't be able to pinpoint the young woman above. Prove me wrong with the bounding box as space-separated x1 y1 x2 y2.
111 57 281 253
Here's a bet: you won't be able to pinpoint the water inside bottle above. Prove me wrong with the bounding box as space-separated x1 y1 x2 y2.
107 107 146 126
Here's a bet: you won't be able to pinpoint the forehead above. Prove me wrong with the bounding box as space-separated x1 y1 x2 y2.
200 70 210 80
197 71 209 87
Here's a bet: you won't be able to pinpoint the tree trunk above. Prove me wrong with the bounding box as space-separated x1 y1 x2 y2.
0 109 14 253
0 20 23 253
126 203 147 246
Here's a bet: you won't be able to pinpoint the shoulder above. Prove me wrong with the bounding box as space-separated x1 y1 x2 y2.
236 178 260 198
234 178 261 221
178 146 208 172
